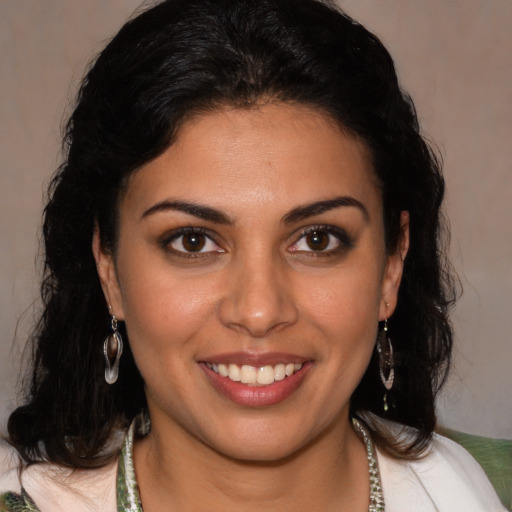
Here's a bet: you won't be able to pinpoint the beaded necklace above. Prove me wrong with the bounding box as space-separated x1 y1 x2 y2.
0 417 385 512
118 417 385 512
352 417 386 511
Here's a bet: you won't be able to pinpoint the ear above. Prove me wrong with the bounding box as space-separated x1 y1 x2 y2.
379 211 409 320
92 225 125 320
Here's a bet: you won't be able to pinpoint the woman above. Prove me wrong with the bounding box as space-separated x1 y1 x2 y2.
0 0 505 510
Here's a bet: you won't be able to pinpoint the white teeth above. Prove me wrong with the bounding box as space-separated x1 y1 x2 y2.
257 365 275 385
240 365 257 384
228 364 241 381
207 362 304 386
274 363 286 381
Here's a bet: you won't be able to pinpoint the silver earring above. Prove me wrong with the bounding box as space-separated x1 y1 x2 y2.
103 315 123 384
377 318 394 412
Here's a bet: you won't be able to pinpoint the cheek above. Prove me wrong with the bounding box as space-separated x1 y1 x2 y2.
116 259 220 358
303 264 383 327
300 260 383 370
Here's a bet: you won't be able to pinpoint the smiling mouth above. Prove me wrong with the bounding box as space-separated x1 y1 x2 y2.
205 362 304 386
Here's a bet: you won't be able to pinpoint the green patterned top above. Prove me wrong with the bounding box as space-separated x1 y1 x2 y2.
0 489 39 512
0 419 143 512
0 418 381 511
116 420 143 512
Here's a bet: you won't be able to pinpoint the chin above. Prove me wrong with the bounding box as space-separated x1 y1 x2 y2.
211 436 307 464
199 415 330 464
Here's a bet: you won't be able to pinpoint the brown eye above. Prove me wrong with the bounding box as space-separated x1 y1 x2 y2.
166 229 224 255
182 233 206 252
305 230 329 251
289 226 353 255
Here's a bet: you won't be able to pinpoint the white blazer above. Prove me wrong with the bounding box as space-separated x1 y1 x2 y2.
0 432 507 511
378 433 507 511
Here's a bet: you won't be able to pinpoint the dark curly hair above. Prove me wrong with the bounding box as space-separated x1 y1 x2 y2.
7 0 457 468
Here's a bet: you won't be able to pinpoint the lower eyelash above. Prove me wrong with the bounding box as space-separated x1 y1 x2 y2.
159 228 225 260
160 227 209 248
300 225 355 250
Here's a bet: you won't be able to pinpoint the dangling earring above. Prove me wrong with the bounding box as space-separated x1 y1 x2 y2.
377 318 394 412
104 315 123 384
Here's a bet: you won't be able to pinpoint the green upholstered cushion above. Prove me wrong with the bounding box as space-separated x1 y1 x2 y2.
438 428 512 511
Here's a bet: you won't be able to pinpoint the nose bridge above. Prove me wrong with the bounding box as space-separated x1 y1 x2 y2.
219 247 298 337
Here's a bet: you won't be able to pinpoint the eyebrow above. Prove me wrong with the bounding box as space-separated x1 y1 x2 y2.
141 195 368 225
282 196 369 224
141 200 234 224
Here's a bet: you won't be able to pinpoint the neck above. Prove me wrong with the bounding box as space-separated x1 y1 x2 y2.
133 413 370 512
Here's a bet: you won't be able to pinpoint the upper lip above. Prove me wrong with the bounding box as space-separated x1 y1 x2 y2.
199 352 309 367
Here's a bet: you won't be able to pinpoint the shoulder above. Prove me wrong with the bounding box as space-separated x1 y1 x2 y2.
0 439 117 512
377 430 507 512
0 440 25 511
0 440 21 495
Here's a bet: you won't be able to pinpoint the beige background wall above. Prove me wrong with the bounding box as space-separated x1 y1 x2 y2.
1 1 511 438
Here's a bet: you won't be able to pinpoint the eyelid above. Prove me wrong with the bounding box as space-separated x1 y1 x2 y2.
160 226 225 255
288 224 355 253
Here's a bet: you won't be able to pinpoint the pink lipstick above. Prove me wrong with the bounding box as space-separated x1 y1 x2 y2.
199 356 313 407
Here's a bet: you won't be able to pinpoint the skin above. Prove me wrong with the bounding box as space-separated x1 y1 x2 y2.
94 103 408 511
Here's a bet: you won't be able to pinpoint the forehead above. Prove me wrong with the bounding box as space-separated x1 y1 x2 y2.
122 103 381 220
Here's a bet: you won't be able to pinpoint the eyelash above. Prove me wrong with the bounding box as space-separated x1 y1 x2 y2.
289 225 355 256
160 225 355 259
160 227 224 258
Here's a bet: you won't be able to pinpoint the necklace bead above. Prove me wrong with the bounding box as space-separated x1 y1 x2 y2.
352 417 385 512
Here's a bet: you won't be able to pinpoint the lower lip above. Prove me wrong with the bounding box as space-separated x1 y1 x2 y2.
200 362 313 407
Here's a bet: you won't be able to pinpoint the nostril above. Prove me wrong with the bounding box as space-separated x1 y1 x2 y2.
218 291 299 338
217 260 299 337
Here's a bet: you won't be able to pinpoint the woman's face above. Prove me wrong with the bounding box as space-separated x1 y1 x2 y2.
96 103 406 461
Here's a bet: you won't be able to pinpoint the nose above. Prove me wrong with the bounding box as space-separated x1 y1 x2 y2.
218 254 299 338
